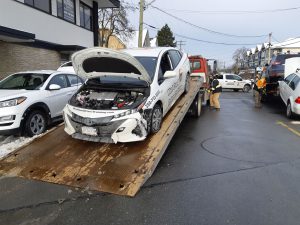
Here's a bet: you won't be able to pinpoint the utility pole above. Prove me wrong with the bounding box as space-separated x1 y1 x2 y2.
138 0 145 48
177 40 186 51
268 32 272 63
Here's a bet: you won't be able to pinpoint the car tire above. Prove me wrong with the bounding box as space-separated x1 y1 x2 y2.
24 110 47 137
243 84 251 93
286 101 294 119
184 74 190 94
192 93 202 118
150 104 163 134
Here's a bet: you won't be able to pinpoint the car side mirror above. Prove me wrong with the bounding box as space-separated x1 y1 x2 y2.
164 70 177 79
49 84 61 90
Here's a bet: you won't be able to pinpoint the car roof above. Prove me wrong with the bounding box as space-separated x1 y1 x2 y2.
122 47 179 57
13 70 57 75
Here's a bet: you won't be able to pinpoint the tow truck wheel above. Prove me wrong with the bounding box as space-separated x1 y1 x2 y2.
184 74 190 94
243 84 251 93
150 104 163 133
192 93 202 118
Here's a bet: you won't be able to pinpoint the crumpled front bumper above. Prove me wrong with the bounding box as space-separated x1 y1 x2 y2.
63 106 148 143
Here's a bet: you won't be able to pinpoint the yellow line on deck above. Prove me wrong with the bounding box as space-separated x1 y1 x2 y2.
276 121 300 138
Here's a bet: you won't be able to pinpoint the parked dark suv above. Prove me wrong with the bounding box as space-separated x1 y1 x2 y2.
265 54 300 97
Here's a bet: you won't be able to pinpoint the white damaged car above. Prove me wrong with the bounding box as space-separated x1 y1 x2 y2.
63 47 190 143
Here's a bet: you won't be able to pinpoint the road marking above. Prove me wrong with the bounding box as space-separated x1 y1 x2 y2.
277 121 300 138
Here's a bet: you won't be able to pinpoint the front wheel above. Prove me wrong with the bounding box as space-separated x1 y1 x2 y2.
150 104 163 133
184 74 190 94
24 110 47 136
243 84 251 93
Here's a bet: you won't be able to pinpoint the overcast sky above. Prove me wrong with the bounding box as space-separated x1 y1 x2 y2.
123 0 300 67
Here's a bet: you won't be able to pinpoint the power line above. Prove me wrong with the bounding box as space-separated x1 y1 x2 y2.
150 5 268 38
157 6 300 14
144 23 263 46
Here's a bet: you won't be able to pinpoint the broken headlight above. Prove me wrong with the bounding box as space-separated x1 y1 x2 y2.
113 100 146 119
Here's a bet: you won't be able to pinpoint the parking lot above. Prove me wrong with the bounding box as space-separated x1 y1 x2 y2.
1 90 300 225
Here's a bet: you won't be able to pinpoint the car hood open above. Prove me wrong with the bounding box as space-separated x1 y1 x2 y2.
72 47 151 84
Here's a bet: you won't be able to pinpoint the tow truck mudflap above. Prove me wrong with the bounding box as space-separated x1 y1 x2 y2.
0 80 202 197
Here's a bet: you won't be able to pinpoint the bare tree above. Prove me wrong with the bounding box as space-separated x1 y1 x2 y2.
98 4 135 47
232 47 249 71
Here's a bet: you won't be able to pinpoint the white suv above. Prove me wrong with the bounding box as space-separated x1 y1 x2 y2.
217 74 252 92
0 70 83 136
63 47 190 143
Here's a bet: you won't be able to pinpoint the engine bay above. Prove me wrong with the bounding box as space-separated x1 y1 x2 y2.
71 89 145 110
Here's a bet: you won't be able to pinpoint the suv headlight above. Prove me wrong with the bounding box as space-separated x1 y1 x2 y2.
0 97 27 108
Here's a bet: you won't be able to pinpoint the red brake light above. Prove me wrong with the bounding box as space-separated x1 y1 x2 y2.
295 97 300 104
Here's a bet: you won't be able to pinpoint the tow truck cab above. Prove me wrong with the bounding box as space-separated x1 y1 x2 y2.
188 55 210 88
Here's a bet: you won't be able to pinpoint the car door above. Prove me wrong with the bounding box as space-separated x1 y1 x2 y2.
217 74 225 87
66 74 83 94
169 50 186 96
288 75 300 103
157 51 179 113
46 74 73 118
281 74 295 103
233 75 244 89
225 74 236 89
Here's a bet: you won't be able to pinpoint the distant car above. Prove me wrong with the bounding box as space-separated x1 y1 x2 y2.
0 70 83 136
63 47 190 143
279 72 300 118
217 74 252 92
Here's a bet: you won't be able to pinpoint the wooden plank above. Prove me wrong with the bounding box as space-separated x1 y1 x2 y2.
0 80 201 197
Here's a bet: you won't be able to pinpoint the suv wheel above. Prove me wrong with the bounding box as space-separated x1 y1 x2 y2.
24 110 47 136
150 104 163 133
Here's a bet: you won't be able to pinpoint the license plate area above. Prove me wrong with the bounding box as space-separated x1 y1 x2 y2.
81 126 98 136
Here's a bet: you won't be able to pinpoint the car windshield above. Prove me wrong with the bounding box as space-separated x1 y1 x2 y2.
0 73 50 90
135 56 157 80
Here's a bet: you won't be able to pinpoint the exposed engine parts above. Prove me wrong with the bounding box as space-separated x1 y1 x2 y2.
71 89 145 110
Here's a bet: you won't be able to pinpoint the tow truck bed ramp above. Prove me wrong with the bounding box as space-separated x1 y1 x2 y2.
0 79 202 197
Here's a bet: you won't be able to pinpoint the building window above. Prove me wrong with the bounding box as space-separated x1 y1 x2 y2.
57 0 76 23
80 2 93 30
24 0 51 13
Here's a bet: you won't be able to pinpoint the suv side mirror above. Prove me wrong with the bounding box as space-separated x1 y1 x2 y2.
49 84 61 90
164 70 177 79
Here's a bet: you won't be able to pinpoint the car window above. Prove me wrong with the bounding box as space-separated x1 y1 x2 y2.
0 73 50 90
217 75 223 79
226 75 235 80
284 74 296 85
169 50 182 69
67 74 82 86
191 61 201 72
160 53 172 75
233 75 242 81
48 74 68 88
289 75 300 90
135 57 157 81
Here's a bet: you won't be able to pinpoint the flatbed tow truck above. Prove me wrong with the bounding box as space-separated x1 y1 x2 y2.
0 78 203 197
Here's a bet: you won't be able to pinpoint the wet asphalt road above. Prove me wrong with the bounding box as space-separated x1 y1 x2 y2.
1 90 300 225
